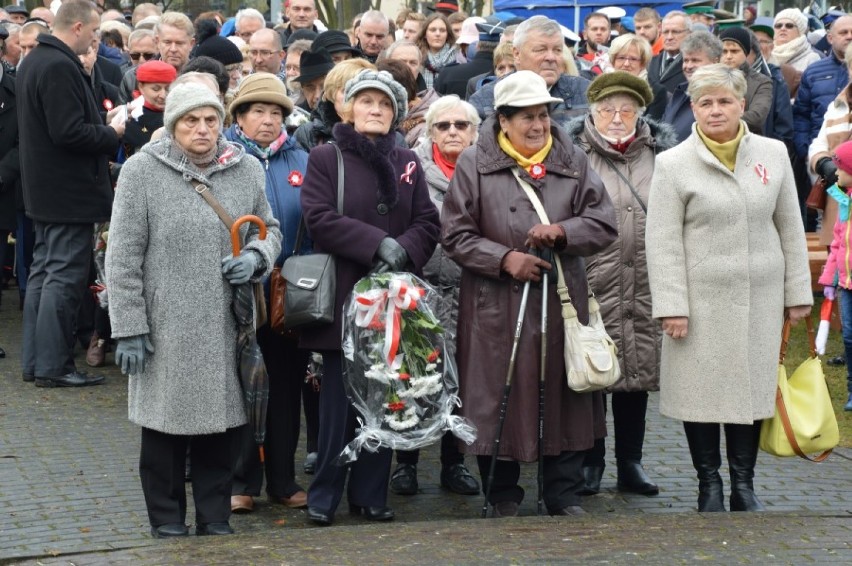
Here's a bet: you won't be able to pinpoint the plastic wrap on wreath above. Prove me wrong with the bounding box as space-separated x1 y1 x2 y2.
339 272 476 463
90 222 110 309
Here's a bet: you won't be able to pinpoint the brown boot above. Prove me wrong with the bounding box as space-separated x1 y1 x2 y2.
86 333 107 367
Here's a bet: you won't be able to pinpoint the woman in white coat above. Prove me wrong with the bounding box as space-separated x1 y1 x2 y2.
646 64 812 513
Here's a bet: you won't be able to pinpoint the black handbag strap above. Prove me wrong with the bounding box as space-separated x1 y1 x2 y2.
601 155 647 214
292 142 343 256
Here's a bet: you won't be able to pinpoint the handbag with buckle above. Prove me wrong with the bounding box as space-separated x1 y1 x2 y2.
759 317 839 461
279 143 343 329
512 168 621 393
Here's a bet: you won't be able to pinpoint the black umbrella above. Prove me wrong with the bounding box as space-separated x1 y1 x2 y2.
230 215 270 462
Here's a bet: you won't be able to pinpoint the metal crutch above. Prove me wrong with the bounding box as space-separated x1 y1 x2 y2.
481 263 533 519
537 248 550 516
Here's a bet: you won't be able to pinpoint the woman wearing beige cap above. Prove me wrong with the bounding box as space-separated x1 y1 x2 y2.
223 72 314 515
442 70 618 517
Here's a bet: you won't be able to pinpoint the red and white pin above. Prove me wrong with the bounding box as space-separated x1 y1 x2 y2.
288 170 303 186
754 163 769 185
529 163 546 180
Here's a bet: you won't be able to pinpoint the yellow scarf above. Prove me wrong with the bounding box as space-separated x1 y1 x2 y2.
497 131 553 173
696 122 745 172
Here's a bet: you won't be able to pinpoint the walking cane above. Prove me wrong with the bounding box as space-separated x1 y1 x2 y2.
481 251 534 519
537 248 550 516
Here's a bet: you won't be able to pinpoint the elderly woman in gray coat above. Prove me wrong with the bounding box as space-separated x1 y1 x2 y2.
106 83 281 538
646 65 811 514
388 95 481 498
566 71 677 499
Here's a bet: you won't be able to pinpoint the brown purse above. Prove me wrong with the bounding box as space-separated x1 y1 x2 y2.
805 176 828 210
269 266 287 334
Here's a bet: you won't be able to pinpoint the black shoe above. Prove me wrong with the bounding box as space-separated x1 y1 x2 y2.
22 373 34 382
35 371 105 388
0 346 5 358
303 452 317 474
684 422 726 512
845 392 852 412
726 423 766 512
547 505 587 516
576 465 604 496
389 463 418 495
827 355 846 366
306 506 333 526
616 461 659 496
150 523 189 538
440 463 480 495
491 500 519 518
349 504 395 521
196 522 233 536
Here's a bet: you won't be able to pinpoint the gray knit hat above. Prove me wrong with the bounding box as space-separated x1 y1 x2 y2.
164 83 225 134
343 69 408 128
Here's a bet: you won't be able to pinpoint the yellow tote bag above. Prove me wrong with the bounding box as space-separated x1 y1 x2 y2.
760 318 839 461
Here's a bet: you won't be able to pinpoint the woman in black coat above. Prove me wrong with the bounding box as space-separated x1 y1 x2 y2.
299 70 440 526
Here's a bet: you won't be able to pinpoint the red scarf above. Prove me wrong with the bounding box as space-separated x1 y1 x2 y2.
432 143 456 179
143 100 164 112
608 134 636 154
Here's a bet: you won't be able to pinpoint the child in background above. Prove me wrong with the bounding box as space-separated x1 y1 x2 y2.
818 139 852 411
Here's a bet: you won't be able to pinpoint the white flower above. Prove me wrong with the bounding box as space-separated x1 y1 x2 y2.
384 406 419 431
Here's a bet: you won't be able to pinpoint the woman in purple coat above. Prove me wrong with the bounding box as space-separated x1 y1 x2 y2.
299 70 440 526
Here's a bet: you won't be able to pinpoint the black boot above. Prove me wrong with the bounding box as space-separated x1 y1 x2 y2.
613 392 657 496
576 436 605 496
683 421 725 512
725 423 766 512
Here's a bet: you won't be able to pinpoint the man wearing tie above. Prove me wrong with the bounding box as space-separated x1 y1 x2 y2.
647 11 691 94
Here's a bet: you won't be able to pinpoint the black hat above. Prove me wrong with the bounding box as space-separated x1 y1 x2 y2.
284 28 318 49
0 25 7 40
433 0 459 14
4 4 28 16
313 29 361 57
476 17 505 43
295 49 334 83
719 27 751 55
195 34 243 66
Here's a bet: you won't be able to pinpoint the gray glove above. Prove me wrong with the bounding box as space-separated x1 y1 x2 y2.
375 238 408 272
115 335 155 376
221 250 262 285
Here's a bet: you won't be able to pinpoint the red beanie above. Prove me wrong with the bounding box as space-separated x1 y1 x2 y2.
136 61 177 84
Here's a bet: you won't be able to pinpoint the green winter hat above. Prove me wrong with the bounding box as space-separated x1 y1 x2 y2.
586 71 654 108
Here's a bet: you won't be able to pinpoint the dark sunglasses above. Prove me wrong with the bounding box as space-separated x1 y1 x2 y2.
130 51 156 61
774 22 797 29
433 120 472 132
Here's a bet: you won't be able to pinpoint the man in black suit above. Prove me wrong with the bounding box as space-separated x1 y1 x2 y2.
17 0 123 387
0 25 19 362
647 11 691 94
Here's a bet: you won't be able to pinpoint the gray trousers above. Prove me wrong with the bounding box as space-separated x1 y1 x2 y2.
22 222 92 378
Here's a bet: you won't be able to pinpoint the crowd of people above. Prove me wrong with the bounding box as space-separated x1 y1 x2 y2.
3 0 845 538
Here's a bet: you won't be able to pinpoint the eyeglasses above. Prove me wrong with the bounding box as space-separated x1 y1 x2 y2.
249 49 280 58
661 28 688 36
595 107 637 120
774 22 797 29
614 55 642 65
433 120 472 132
130 51 156 61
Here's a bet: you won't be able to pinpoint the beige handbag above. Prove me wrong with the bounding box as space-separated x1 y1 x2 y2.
513 169 621 393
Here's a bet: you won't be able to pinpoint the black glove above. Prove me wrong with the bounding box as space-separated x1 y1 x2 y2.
816 156 838 186
375 238 408 272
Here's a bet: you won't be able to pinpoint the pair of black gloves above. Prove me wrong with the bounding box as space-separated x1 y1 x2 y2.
816 156 839 187
371 237 408 274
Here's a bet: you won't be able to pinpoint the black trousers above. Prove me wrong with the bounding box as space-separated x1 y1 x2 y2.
22 222 92 378
476 450 585 509
395 430 464 467
139 426 241 527
232 328 310 498
307 350 392 514
583 391 649 467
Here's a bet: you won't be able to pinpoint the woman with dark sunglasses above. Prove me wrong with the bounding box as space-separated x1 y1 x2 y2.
768 8 820 73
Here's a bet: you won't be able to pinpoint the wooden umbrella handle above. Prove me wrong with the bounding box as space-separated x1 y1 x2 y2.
230 215 267 256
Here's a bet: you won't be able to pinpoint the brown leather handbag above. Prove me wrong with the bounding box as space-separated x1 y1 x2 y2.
805 176 828 211
269 266 287 334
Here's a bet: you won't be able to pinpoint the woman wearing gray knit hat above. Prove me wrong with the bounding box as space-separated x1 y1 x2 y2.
300 68 440 526
769 8 821 72
106 82 282 538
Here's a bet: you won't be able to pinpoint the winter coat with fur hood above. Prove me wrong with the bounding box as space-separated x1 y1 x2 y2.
298 123 441 351
567 114 677 393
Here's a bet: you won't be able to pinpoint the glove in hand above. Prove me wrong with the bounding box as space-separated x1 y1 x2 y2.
375 238 408 272
501 250 552 282
115 335 155 376
222 251 261 285
816 156 838 186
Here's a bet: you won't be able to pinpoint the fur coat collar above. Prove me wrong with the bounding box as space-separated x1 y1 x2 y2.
332 122 399 209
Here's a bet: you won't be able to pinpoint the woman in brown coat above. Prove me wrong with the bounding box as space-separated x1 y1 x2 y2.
566 72 678 497
442 71 618 517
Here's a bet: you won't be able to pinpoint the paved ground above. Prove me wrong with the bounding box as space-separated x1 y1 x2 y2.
1 292 851 565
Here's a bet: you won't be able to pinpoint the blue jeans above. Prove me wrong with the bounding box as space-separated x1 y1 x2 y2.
837 288 852 393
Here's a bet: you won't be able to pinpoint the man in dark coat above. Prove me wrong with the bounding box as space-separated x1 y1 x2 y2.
647 11 690 94
17 0 123 388
434 19 503 99
0 67 19 353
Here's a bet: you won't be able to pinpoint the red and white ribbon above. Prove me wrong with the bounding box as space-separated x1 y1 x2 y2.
755 163 769 185
400 161 417 184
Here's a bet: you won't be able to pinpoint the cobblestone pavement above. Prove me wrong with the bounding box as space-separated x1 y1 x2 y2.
1 294 850 564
